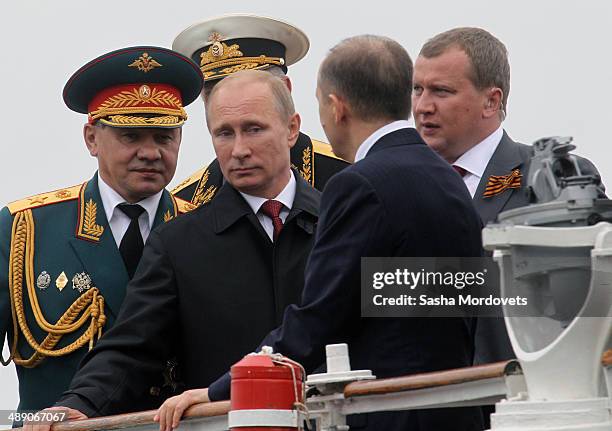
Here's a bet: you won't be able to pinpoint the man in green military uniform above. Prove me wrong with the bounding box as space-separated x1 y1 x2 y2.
0 45 203 414
170 14 349 211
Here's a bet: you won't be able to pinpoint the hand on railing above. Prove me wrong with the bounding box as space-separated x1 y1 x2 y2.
22 406 88 431
154 388 209 431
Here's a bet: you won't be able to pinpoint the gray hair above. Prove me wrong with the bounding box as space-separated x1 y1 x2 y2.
420 27 510 114
318 35 413 121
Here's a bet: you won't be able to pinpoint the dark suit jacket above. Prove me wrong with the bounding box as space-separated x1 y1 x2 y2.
57 171 320 416
209 128 484 430
472 131 604 365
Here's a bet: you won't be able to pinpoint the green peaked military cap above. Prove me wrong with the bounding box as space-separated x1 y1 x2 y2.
63 46 204 128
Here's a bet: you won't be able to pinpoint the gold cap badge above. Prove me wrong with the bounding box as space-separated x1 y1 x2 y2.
128 52 162 73
209 32 225 58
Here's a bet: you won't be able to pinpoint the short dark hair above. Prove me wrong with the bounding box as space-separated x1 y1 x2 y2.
420 27 510 112
318 35 413 121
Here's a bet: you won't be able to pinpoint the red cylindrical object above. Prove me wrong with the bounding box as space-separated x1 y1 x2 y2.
230 353 303 430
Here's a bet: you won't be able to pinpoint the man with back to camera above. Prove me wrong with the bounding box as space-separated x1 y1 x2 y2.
171 14 349 212
0 45 203 420
157 35 485 431
23 70 322 430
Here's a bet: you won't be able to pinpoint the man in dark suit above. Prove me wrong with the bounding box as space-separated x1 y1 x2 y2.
158 35 484 431
0 46 203 418
26 70 320 429
412 27 604 368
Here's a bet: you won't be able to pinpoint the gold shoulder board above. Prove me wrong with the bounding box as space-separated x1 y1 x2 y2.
7 184 82 215
175 196 197 214
171 167 208 195
311 139 347 162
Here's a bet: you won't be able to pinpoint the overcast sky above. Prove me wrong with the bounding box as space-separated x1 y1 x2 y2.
2 0 611 411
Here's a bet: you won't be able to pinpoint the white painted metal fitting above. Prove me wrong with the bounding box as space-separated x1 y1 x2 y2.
306 343 374 386
228 409 299 427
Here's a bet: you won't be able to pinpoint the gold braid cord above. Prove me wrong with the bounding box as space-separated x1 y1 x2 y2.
201 55 283 72
101 115 185 127
89 87 187 122
5 210 106 368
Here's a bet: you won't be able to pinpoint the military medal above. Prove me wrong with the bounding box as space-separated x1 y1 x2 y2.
72 272 94 293
56 271 68 291
483 169 522 198
37 271 51 290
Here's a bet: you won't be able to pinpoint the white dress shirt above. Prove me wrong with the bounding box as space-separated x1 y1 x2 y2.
97 174 163 247
354 120 412 163
453 125 504 198
239 171 296 241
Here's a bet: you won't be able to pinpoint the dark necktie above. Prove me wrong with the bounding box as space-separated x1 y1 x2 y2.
260 199 284 242
118 203 145 279
453 165 468 177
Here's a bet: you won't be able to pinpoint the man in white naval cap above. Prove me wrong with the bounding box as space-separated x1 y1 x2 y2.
171 14 349 211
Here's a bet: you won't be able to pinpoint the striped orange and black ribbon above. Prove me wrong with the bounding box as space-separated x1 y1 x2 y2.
483 169 522 198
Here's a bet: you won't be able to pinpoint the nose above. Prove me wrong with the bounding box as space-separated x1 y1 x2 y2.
231 133 251 160
413 91 435 117
137 136 162 161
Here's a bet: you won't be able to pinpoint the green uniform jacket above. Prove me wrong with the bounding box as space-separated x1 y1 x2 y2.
0 174 179 412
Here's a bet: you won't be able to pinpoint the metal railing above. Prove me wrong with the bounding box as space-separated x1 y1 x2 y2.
11 349 612 431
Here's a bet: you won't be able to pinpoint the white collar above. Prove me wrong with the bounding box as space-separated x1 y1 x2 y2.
354 120 412 162
453 125 504 179
97 173 163 227
239 170 296 214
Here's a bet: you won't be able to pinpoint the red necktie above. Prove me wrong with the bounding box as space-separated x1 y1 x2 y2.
261 199 284 241
453 165 468 177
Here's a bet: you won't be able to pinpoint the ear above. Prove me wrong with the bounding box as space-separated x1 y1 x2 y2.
328 93 346 125
287 113 301 148
83 123 100 157
282 76 293 93
483 87 503 119
175 127 183 148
